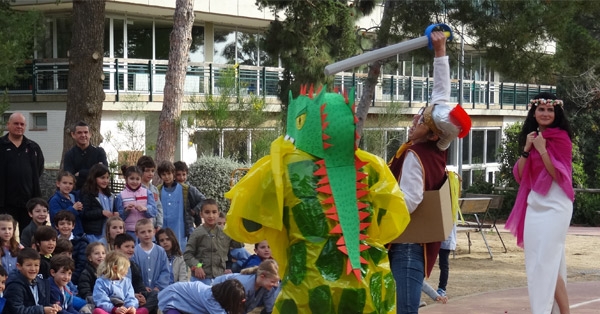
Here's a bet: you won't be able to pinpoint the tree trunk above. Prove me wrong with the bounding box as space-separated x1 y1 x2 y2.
355 0 395 142
155 0 195 170
61 0 106 167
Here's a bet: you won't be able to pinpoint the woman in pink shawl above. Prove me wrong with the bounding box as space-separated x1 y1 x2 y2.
506 92 574 314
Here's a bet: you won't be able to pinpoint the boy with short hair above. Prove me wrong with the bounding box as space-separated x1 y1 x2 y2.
53 210 89 285
33 225 57 279
156 161 199 251
184 199 242 284
21 197 50 249
4 247 60 314
114 233 159 314
173 161 206 226
132 219 170 291
136 156 163 230
48 254 78 314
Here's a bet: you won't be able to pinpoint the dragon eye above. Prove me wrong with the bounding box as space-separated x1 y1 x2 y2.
296 113 306 129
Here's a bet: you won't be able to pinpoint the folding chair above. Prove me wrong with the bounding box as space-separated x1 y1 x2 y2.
464 193 507 253
456 197 494 259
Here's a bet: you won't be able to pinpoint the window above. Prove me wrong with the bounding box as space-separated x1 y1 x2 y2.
30 113 47 130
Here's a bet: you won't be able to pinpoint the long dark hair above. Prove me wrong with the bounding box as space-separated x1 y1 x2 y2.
518 92 573 149
212 279 246 314
156 228 182 257
82 164 111 196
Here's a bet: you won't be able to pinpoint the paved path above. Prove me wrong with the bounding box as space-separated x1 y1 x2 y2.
420 281 600 314
420 225 600 313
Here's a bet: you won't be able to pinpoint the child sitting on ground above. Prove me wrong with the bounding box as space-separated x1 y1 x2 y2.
156 228 188 283
33 225 58 279
78 242 106 302
116 165 157 242
0 214 21 275
4 248 61 313
0 265 7 312
49 171 84 236
173 161 206 227
20 197 50 249
48 254 79 314
114 234 159 314
156 161 199 251
102 216 125 252
136 156 163 230
183 199 243 284
132 219 170 291
93 251 149 314
241 240 273 270
53 210 89 285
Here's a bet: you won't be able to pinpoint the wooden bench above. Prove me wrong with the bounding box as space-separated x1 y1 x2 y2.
464 193 507 253
456 197 494 259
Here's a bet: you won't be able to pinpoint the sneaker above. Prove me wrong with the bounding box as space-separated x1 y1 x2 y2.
437 288 447 297
419 301 427 307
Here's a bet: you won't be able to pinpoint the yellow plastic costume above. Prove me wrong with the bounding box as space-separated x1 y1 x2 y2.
225 87 410 314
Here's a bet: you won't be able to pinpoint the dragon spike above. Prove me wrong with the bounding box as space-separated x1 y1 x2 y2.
355 160 369 170
309 84 315 99
360 244 371 252
355 130 361 141
359 222 371 230
343 89 349 104
334 86 340 93
316 85 323 95
321 196 335 205
356 182 368 190
326 213 339 221
324 206 337 215
336 236 346 246
338 245 348 255
300 84 307 96
356 172 368 181
359 234 369 240
321 113 328 125
330 224 343 234
345 259 362 280
357 202 369 210
358 211 370 221
356 189 369 199
313 167 327 176
315 159 325 166
322 121 329 130
316 185 332 194
317 176 330 185
352 268 361 280
354 115 359 124
322 133 331 141
320 103 326 113
323 142 333 149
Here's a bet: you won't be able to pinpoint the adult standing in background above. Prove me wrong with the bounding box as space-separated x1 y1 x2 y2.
63 121 108 191
0 112 45 233
506 92 574 314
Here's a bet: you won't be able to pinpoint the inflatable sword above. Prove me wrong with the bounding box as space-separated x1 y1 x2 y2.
324 24 453 76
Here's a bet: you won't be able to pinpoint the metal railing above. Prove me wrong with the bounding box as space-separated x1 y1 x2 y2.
4 58 554 109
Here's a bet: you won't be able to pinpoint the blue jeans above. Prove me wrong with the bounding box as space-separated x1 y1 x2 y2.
389 243 424 314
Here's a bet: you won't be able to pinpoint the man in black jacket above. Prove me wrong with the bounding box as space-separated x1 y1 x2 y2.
0 113 45 233
63 121 108 191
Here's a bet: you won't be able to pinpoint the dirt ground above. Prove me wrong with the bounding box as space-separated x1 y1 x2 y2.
249 228 599 312
421 229 600 305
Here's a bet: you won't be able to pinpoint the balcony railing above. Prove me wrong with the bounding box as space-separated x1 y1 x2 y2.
4 58 555 109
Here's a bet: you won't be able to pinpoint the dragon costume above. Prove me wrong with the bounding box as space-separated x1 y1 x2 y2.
224 86 410 314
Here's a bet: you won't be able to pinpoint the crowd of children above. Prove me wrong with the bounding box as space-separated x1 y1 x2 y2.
0 155 271 314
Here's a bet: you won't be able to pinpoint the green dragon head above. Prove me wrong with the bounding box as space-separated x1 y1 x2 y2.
287 85 370 280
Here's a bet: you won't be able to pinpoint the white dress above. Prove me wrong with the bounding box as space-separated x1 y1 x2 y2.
524 181 572 314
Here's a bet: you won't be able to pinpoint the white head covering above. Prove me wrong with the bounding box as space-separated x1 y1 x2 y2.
423 103 471 151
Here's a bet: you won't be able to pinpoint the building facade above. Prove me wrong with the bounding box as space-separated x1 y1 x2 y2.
6 0 554 186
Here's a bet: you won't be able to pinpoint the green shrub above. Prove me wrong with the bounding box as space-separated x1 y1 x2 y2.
187 155 248 213
573 192 600 226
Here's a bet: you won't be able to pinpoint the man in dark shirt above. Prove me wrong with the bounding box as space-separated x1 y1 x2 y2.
63 121 108 191
0 113 45 232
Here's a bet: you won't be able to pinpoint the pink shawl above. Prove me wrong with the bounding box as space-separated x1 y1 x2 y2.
505 127 573 247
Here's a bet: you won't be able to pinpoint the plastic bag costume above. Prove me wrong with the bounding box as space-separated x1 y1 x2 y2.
224 86 410 313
